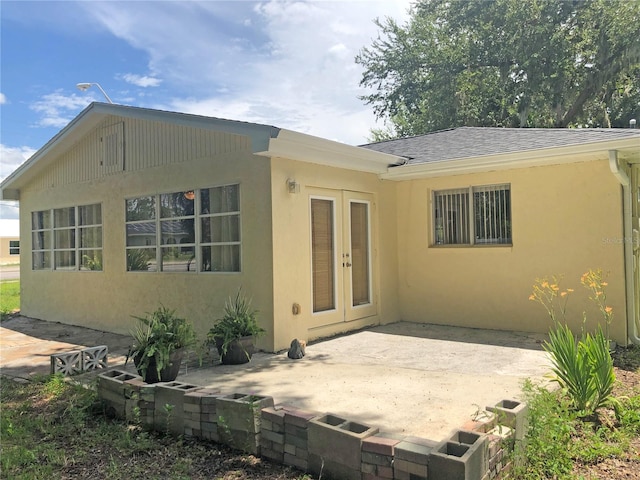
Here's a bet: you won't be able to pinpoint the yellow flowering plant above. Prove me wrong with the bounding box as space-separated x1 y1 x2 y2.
580 268 614 340
529 269 617 417
528 275 573 324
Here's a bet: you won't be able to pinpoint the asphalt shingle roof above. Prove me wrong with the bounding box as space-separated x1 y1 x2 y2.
360 127 640 165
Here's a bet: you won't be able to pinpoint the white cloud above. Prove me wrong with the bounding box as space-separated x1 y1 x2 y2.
30 91 91 128
77 0 413 145
121 74 162 88
0 144 35 183
0 93 6 104
0 203 20 221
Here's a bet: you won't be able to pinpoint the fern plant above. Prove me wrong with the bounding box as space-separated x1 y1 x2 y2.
127 306 197 381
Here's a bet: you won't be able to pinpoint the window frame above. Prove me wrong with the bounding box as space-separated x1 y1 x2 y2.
125 184 241 273
31 203 103 271
432 184 512 247
9 240 20 256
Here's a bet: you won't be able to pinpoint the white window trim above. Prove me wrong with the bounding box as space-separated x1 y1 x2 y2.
125 184 241 273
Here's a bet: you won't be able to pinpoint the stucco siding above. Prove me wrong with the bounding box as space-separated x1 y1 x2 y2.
17 125 275 349
269 157 400 351
395 158 628 344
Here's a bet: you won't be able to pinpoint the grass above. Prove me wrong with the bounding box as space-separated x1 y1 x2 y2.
507 345 640 479
0 280 20 320
0 374 313 480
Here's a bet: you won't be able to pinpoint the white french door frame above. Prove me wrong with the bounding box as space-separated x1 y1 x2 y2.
308 189 377 329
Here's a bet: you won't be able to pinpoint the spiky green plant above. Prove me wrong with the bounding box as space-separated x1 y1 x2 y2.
543 323 616 416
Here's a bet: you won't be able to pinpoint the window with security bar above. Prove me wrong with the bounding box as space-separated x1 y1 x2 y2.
433 184 511 245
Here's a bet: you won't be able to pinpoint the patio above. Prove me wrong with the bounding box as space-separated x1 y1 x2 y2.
0 317 551 441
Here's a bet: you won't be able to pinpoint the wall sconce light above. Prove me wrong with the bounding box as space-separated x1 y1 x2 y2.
287 178 300 194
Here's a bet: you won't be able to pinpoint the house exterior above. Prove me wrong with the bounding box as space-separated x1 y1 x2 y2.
0 219 20 265
1 102 638 350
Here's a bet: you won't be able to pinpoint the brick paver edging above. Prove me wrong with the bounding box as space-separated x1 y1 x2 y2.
97 369 527 480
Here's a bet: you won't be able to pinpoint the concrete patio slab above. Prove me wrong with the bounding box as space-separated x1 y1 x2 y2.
0 316 551 442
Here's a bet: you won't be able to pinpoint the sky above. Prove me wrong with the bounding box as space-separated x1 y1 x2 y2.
0 0 413 221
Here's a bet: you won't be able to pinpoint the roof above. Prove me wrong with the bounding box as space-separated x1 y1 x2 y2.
361 126 640 165
0 103 402 200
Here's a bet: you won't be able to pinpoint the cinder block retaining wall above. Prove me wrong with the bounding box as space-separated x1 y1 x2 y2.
97 370 527 480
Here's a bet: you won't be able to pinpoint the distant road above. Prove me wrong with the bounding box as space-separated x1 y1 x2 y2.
0 265 20 281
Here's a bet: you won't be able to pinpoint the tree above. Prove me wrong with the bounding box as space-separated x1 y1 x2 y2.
356 0 640 138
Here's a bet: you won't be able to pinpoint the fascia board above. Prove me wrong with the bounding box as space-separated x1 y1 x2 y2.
0 103 281 199
0 103 106 199
260 129 404 173
380 137 640 180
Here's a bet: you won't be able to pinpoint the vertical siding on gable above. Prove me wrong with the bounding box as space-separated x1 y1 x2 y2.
24 116 251 192
124 118 250 172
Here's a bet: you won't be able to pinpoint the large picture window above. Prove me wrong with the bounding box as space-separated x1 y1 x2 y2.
126 184 240 273
31 204 103 270
433 184 511 246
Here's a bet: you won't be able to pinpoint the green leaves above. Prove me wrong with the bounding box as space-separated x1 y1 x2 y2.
129 306 197 379
543 323 615 416
357 0 640 137
207 288 264 356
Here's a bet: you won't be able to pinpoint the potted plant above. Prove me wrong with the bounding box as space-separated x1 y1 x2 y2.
207 289 264 365
127 305 197 383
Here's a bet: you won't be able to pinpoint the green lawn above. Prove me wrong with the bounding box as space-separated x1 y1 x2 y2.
0 280 20 319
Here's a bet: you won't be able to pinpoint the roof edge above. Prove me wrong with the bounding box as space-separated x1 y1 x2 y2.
380 137 640 180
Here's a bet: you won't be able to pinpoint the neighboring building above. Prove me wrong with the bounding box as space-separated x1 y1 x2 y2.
0 219 20 265
1 103 638 350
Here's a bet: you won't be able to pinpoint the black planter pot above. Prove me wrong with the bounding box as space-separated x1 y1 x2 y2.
216 336 255 365
135 348 185 384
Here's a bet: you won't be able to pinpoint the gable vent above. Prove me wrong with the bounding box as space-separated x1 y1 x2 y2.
100 122 124 173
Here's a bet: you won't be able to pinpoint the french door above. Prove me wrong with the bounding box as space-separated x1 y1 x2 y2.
309 190 376 328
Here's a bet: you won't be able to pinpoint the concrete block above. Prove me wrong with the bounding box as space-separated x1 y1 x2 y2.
97 370 142 419
51 350 82 375
284 452 308 471
361 451 393 467
262 429 284 444
486 400 528 441
262 447 283 463
395 437 437 464
394 458 429 477
461 412 497 434
429 430 489 480
262 406 286 424
308 455 360 480
362 434 402 456
308 413 378 477
216 393 274 434
153 381 200 435
284 407 319 427
81 345 108 371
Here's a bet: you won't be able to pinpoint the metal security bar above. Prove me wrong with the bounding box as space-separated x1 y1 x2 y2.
473 184 511 244
433 189 470 244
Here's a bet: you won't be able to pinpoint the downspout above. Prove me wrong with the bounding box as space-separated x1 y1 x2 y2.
609 150 640 345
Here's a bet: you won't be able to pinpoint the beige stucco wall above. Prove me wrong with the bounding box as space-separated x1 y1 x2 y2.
18 127 275 349
394 157 628 344
269 157 400 351
0 237 20 265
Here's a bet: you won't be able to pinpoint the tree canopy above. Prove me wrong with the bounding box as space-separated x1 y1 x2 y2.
356 0 640 140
